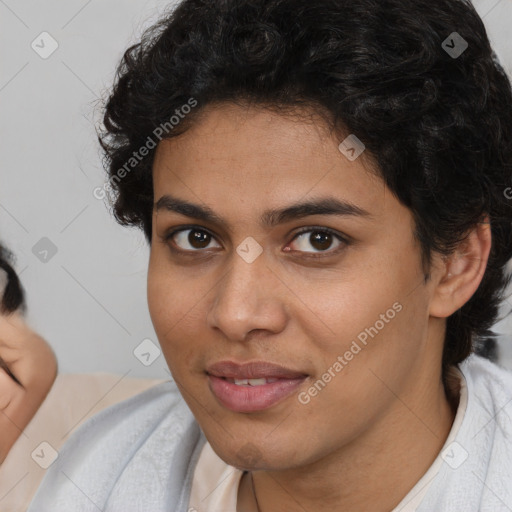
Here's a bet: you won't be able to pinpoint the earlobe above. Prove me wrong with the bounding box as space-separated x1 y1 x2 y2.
429 218 492 318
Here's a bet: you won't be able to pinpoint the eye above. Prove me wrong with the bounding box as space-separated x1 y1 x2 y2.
165 227 221 252
286 227 348 256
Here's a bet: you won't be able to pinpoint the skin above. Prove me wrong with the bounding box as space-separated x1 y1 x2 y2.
0 311 57 463
147 102 491 512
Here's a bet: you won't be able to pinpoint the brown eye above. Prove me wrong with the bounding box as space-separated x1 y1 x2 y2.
288 228 347 255
170 228 221 251
310 231 333 251
189 230 210 249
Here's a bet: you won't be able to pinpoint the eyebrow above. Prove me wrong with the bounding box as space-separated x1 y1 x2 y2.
155 194 372 229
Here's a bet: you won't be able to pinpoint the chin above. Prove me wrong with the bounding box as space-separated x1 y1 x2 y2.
209 436 302 472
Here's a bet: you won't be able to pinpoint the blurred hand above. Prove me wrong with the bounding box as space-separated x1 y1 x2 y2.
0 311 57 463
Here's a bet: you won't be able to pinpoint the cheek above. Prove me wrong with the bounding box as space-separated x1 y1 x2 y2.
148 247 187 328
294 299 428 444
147 256 182 353
147 258 209 366
287 272 397 354
147 262 166 332
300 262 428 383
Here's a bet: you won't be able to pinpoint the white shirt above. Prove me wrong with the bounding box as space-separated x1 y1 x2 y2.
28 354 512 511
189 366 468 511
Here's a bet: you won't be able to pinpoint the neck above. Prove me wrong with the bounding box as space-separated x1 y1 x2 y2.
238 366 457 512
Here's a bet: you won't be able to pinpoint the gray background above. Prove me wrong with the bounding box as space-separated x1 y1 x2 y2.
1 0 511 378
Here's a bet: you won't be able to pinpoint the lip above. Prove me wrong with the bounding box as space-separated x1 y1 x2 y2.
206 360 308 413
206 360 307 379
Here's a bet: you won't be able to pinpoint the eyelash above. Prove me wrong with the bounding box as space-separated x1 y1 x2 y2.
162 225 350 259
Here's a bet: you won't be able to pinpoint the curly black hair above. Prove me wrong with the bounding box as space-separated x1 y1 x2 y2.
98 0 512 379
0 244 25 314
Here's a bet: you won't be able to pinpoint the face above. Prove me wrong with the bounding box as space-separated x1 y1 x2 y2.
148 102 443 471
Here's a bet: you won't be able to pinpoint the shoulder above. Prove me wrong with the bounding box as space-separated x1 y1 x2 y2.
459 354 512 432
0 374 166 512
460 353 512 407
51 378 190 451
28 380 203 512
415 355 512 511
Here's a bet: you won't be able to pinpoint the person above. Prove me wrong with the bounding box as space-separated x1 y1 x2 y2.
28 0 512 510
0 244 164 512
0 243 57 464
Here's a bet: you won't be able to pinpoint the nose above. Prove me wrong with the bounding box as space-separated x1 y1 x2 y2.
206 249 288 342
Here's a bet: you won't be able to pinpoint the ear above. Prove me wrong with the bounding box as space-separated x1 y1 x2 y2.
429 217 492 318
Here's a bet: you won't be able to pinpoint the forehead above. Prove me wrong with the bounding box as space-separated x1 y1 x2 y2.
150 102 415 243
152 101 380 190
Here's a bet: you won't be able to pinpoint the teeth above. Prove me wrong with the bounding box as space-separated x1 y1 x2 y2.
231 378 279 386
247 378 267 386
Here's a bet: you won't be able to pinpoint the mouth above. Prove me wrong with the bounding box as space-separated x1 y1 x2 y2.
222 377 280 385
206 360 308 413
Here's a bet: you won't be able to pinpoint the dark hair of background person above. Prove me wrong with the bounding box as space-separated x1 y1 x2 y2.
97 0 512 389
0 244 25 314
